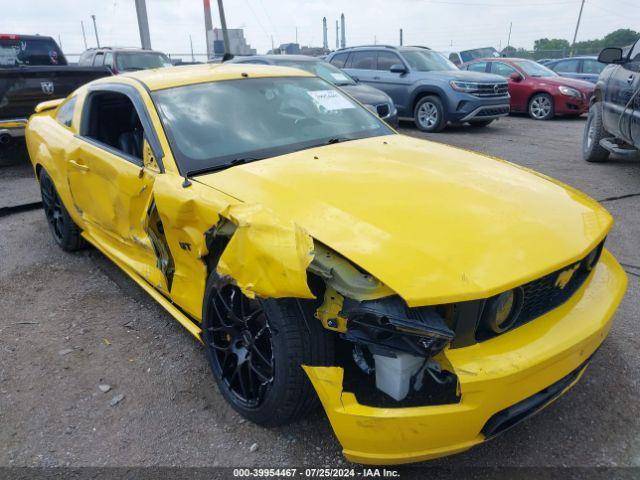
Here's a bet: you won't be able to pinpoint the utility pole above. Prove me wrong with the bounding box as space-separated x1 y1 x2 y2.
335 20 339 49
295 27 298 45
571 0 586 56
216 0 231 55
134 0 152 50
190 34 195 62
506 21 512 47
271 35 274 53
340 13 346 48
80 21 88 49
91 14 100 48
322 17 328 50
400 28 403 46
374 35 377 45
203 0 213 59
58 34 62 48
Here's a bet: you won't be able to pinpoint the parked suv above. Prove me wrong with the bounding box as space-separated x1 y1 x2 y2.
545 56 605 84
326 45 509 132
583 42 640 162
78 47 172 74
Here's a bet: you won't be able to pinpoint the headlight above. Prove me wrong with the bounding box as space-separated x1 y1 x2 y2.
449 80 479 92
559 86 581 98
482 288 523 333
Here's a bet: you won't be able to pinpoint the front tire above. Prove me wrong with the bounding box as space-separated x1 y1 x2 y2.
414 95 446 132
39 168 85 251
202 275 334 427
528 93 555 120
583 102 610 163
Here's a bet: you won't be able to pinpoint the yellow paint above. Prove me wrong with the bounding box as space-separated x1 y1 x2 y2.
304 249 627 465
24 66 628 465
34 98 65 113
315 286 347 332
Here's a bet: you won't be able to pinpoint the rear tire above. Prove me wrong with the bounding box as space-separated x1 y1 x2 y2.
528 93 555 120
39 168 85 251
414 95 446 132
202 274 335 427
583 102 610 163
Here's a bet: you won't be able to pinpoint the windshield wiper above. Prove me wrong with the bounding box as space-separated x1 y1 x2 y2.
185 157 263 177
326 137 350 145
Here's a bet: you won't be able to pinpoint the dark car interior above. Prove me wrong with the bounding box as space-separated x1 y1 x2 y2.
84 91 144 161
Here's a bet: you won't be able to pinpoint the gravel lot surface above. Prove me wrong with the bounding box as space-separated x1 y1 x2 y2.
1 115 639 470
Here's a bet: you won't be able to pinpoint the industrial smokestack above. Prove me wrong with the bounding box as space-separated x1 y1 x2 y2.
340 13 346 48
322 17 328 50
335 20 339 49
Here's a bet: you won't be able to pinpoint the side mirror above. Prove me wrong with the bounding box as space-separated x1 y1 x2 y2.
389 64 407 74
598 47 624 64
509 71 523 82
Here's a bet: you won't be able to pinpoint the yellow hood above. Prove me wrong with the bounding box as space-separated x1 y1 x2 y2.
196 134 612 306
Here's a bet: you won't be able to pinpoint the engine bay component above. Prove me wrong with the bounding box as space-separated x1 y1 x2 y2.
373 352 425 401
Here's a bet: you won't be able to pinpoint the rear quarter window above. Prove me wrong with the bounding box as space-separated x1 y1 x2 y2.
56 97 77 128
329 52 349 68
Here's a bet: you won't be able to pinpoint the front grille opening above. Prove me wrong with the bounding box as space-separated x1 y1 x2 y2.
482 355 593 438
376 103 390 117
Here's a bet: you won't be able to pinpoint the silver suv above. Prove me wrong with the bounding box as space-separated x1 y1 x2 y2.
327 46 509 132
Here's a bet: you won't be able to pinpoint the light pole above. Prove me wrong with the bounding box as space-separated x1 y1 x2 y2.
91 14 100 48
80 21 88 49
571 0 586 56
216 0 231 55
134 0 152 50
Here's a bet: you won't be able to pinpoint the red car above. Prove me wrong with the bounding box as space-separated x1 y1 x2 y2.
462 58 594 120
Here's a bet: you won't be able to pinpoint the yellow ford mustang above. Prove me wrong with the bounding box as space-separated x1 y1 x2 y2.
26 64 627 465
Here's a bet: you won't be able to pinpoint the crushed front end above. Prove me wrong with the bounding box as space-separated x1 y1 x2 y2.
304 243 627 465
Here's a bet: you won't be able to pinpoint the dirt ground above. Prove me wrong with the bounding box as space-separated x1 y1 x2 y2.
1 115 639 469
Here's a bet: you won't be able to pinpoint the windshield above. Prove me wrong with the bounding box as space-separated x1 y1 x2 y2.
513 60 557 77
275 60 356 86
153 76 391 175
459 47 499 63
401 50 458 72
0 38 65 66
116 52 172 71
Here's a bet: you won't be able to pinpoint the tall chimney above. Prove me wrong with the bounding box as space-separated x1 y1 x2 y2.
322 17 328 50
335 20 339 49
340 13 346 48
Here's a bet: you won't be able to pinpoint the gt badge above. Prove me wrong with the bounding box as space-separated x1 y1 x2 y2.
555 264 579 289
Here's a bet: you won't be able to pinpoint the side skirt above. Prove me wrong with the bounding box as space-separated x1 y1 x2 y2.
81 231 203 342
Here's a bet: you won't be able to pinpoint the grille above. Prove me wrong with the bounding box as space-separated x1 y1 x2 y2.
475 105 510 118
475 241 604 342
376 103 390 117
471 83 509 97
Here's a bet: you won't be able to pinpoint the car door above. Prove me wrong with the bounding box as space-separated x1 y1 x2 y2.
490 61 528 111
68 83 170 291
343 50 377 84
580 58 604 84
603 40 640 139
622 42 640 143
371 51 411 114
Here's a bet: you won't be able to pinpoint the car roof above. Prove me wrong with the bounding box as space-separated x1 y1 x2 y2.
103 63 313 91
547 56 597 61
333 45 432 53
238 54 320 63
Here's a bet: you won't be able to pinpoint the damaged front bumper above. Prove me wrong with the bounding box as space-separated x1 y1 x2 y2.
304 249 627 465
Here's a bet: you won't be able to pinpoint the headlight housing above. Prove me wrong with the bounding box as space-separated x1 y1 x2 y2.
449 80 480 93
559 85 581 98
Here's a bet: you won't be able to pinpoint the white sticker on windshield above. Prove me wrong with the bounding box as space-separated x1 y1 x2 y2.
330 73 349 82
307 90 355 111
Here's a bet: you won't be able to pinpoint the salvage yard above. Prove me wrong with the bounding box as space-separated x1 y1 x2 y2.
1 115 639 468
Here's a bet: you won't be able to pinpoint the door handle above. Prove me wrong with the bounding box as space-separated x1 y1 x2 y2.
69 160 89 171
373 76 381 80
628 74 635 84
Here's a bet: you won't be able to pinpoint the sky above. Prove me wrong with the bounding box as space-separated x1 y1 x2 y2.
3 0 640 59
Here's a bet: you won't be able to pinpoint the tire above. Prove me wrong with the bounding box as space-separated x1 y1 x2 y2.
528 93 555 120
414 95 446 132
202 274 335 427
468 119 494 127
39 168 85 251
583 102 610 163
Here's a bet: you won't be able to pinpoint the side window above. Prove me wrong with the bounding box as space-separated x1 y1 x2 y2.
329 52 349 68
93 52 104 66
104 52 113 69
56 97 77 128
347 51 376 70
582 59 604 74
553 59 579 73
78 51 93 66
377 51 402 71
627 41 640 69
449 53 461 66
492 62 516 77
467 62 487 72
82 91 145 163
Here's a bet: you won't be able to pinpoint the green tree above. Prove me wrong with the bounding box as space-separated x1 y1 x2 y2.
602 29 640 47
501 45 516 56
534 38 570 53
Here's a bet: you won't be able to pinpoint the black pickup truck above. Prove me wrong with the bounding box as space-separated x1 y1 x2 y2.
0 34 111 150
583 40 640 162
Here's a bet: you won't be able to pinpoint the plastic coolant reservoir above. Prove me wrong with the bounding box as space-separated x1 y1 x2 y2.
374 353 425 401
